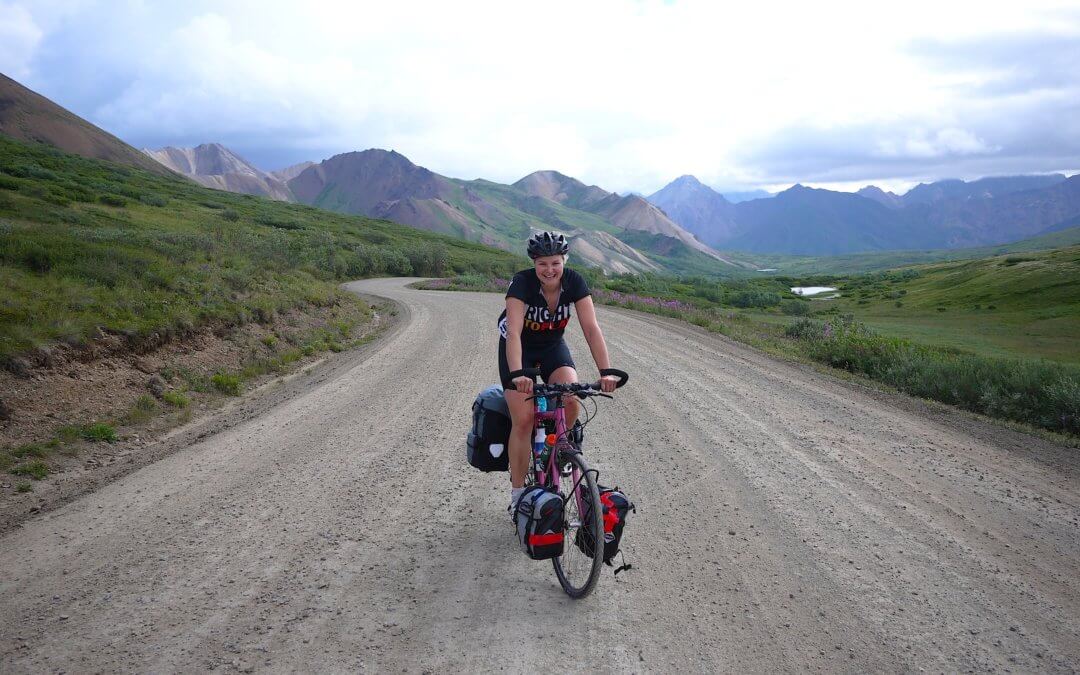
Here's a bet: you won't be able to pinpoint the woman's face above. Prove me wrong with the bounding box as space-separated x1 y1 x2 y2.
533 255 564 286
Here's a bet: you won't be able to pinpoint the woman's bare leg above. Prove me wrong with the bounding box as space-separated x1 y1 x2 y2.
505 388 535 489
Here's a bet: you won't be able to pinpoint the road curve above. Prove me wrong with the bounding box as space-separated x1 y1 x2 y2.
1 277 1078 673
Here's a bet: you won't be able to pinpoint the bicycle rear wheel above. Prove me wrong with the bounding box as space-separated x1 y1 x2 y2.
552 451 603 598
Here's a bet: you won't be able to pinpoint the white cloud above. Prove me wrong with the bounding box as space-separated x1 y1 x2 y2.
6 0 1080 192
876 128 997 158
0 2 43 78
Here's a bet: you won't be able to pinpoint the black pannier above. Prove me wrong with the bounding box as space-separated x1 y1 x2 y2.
467 385 512 472
576 485 635 567
515 486 565 559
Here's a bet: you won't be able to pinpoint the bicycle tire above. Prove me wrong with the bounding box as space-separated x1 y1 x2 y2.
552 451 604 598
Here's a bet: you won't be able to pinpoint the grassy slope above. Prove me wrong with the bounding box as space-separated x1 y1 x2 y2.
0 135 522 361
840 248 1080 364
613 230 751 278
745 246 1080 364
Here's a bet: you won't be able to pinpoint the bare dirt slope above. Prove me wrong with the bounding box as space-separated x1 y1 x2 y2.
1 278 1078 673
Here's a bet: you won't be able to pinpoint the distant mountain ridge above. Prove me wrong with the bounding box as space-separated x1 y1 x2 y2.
902 174 1067 206
648 172 1080 255
283 152 734 273
512 170 727 261
142 143 294 201
857 185 903 209
646 175 738 247
512 170 610 210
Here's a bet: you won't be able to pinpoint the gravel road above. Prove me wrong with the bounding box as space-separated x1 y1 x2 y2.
2 277 1078 673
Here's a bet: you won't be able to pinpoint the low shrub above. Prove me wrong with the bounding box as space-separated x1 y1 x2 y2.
730 290 781 309
792 316 1080 435
123 394 159 424
98 194 127 207
254 213 302 230
11 460 49 480
211 372 242 395
19 242 55 273
82 422 117 442
785 317 823 340
139 194 168 207
219 209 240 222
12 443 48 458
162 390 190 408
780 299 811 316
5 163 57 180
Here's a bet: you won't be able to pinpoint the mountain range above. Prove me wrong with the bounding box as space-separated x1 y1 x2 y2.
142 143 300 201
150 142 733 274
4 72 1078 265
647 173 1079 255
1 74 720 275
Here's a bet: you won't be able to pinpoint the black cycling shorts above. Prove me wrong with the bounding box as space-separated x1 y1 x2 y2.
498 338 576 390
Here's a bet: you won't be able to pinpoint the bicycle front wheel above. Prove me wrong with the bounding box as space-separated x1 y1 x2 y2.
552 451 604 599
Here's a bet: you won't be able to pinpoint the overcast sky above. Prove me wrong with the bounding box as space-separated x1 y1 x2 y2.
2 0 1078 195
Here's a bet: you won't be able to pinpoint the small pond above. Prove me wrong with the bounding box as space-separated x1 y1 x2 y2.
791 286 838 296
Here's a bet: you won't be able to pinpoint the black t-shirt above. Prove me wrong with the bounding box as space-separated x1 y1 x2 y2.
498 267 591 346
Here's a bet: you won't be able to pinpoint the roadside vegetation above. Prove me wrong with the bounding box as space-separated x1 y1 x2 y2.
2 293 381 483
0 136 524 486
0 135 522 364
418 248 1080 438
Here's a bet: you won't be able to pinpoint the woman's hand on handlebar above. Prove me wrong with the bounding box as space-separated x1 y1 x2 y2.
599 374 619 393
512 375 534 394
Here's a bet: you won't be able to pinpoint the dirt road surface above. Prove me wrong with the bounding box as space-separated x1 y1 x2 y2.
2 278 1078 673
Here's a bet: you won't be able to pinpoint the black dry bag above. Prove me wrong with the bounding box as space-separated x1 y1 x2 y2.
466 385 511 472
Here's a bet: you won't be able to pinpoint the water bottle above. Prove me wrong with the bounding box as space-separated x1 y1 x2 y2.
533 428 546 459
536 394 547 412
540 433 556 468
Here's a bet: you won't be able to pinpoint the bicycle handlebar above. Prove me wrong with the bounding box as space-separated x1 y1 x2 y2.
510 367 629 396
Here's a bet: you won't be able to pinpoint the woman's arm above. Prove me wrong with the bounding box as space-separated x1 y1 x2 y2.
504 297 532 393
575 296 617 391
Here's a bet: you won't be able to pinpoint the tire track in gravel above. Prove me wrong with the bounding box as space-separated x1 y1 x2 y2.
1 278 1078 673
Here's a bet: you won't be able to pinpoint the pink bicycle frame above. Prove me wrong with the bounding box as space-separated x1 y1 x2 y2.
532 395 585 513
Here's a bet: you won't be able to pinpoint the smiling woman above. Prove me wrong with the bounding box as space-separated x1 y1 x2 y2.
497 231 621 511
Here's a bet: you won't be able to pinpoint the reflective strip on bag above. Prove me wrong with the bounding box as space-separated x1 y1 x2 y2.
528 533 564 546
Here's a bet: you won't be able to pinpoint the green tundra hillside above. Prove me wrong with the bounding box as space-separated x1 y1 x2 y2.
0 135 521 362
820 247 1080 364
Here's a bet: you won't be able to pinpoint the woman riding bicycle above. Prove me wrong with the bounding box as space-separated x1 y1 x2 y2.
499 230 620 514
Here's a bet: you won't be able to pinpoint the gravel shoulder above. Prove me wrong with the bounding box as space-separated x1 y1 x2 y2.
1 277 1077 673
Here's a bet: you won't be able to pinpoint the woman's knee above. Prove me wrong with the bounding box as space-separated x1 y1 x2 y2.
505 392 534 433
548 366 578 384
